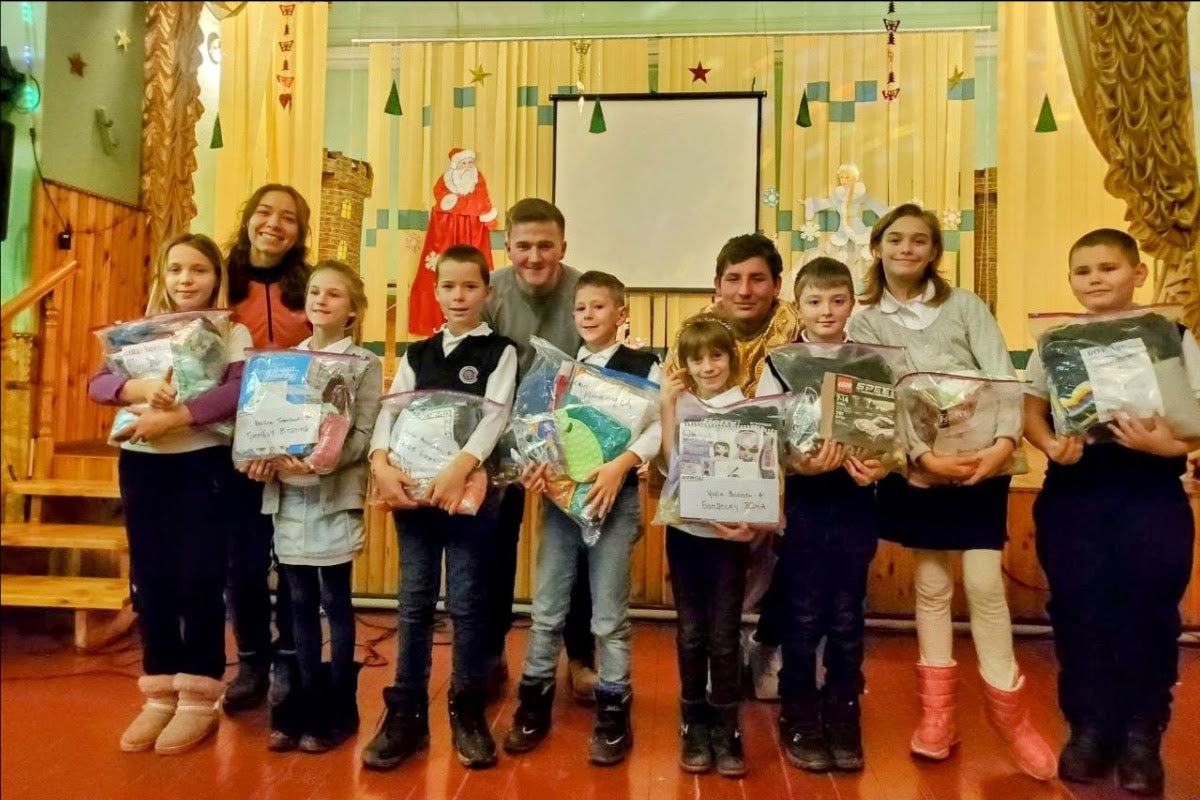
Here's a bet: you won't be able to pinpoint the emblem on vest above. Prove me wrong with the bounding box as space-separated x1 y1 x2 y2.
459 365 479 385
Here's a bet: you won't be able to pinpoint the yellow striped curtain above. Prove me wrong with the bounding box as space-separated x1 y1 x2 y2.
361 38 649 349
995 3 1144 350
778 32 975 298
214 1 327 248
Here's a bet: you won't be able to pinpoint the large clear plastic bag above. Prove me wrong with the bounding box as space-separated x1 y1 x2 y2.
655 393 786 529
895 371 1027 484
93 310 233 443
1031 305 1200 440
502 337 659 545
233 349 369 474
766 342 908 471
378 389 499 515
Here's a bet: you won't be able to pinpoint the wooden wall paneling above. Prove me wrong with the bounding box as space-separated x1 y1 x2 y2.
626 293 652 345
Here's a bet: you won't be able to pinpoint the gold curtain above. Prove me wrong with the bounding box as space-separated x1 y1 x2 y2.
214 1 328 250
141 1 204 256
778 32 975 298
995 3 1143 349
1054 1 1200 330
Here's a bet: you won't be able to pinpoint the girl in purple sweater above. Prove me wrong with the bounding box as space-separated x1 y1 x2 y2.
88 233 251 756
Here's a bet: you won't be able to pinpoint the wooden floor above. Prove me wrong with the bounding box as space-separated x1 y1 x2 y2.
1 609 1198 800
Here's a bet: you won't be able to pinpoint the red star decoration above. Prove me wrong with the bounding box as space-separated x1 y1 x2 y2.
688 61 711 83
68 52 87 77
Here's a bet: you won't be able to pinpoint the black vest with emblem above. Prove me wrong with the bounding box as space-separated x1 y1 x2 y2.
407 331 514 396
604 345 660 380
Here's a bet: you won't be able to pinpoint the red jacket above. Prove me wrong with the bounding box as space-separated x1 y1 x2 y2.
232 280 311 350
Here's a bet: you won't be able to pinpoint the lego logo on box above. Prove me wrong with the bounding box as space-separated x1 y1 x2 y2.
836 375 854 393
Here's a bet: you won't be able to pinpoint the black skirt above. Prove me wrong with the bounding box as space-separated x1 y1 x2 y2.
876 472 1011 551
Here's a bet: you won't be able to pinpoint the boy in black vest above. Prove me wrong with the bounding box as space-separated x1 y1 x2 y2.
502 271 660 766
362 245 518 771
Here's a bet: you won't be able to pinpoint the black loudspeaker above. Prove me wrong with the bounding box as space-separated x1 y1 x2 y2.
0 118 12 242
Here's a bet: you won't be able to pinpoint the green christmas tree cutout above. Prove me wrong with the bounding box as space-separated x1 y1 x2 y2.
1035 94 1057 132
385 80 403 116
210 114 223 149
589 98 606 134
796 89 812 128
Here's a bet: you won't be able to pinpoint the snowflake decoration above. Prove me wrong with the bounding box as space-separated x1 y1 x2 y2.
760 187 780 207
424 251 439 271
941 210 962 230
800 219 820 242
405 233 420 251
860 245 872 261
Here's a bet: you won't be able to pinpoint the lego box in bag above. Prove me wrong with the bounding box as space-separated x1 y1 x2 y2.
233 349 368 473
766 342 907 470
1031 305 1200 440
93 310 233 443
380 389 498 515
656 393 785 527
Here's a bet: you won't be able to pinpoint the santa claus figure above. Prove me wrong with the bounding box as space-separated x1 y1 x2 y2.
409 148 499 335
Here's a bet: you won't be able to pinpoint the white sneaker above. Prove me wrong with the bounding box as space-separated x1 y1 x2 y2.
748 640 782 701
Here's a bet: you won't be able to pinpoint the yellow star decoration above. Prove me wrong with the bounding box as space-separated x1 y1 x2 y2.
948 67 964 88
468 64 492 85
115 29 131 51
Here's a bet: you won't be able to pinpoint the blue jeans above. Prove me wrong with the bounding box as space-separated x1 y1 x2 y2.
521 485 640 694
280 562 355 696
393 504 496 703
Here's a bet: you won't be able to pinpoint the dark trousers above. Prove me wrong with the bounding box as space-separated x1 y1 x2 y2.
1035 481 1194 734
777 476 878 705
119 447 229 679
280 562 355 696
666 527 749 706
394 505 496 703
486 484 593 666
226 469 293 661
753 544 786 647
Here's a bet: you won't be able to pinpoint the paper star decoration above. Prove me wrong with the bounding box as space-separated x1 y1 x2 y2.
115 29 131 51
468 64 492 85
948 67 964 88
68 52 87 77
688 61 711 83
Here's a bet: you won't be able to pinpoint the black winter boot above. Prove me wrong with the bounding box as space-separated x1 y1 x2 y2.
360 688 429 770
588 687 632 766
780 696 832 772
1058 725 1115 784
679 699 712 773
710 702 747 778
1117 716 1166 797
225 655 270 713
503 677 555 754
449 686 498 769
266 652 303 752
824 691 864 771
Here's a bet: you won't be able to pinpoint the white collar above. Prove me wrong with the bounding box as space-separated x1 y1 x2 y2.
701 387 744 408
800 329 849 343
880 281 936 313
439 321 493 345
297 335 354 353
577 341 621 364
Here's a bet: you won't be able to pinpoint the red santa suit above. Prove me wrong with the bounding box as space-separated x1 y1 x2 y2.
409 148 499 336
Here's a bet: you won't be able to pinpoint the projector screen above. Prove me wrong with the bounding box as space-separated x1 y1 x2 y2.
552 93 763 291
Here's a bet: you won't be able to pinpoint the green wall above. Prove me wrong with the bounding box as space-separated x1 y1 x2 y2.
40 2 144 206
1 0 46 321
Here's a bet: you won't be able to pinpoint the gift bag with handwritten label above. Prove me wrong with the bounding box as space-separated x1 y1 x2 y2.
655 393 785 529
233 349 369 474
94 310 233 443
378 389 499 515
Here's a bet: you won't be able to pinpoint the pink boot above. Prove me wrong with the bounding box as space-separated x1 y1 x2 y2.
910 662 959 760
982 674 1057 781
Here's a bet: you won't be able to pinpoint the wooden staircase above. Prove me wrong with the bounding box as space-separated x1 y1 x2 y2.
1 446 135 649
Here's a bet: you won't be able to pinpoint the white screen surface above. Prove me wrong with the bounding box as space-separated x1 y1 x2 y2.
552 94 762 290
